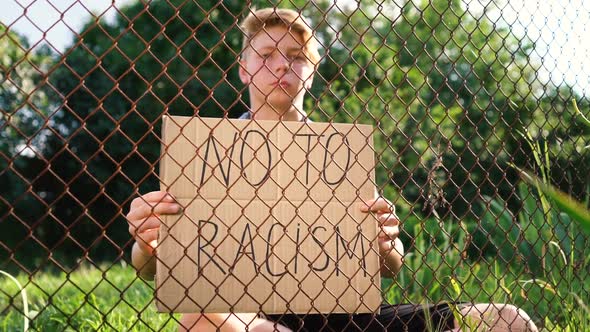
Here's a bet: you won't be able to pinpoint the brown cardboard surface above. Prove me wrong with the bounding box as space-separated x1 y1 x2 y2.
156 115 381 314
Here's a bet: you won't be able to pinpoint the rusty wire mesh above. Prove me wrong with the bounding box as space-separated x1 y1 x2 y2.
1 0 590 331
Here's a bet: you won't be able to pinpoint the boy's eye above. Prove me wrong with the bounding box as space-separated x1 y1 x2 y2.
288 54 306 63
257 50 273 59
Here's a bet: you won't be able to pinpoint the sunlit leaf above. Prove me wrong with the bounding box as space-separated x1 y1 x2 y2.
516 168 590 235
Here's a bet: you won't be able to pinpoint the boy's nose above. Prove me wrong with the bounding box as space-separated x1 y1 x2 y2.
273 55 290 72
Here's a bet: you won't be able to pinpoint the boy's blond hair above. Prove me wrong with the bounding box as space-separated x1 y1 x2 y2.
240 8 321 65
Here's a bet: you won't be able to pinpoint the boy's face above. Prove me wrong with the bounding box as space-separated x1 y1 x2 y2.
239 26 315 110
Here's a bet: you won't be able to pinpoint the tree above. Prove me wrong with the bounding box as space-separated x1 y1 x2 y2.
1 25 60 270
41 0 584 263
299 0 557 219
1 26 55 159
45 0 250 262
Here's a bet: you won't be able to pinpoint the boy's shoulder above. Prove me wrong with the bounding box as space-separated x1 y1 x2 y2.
236 112 314 122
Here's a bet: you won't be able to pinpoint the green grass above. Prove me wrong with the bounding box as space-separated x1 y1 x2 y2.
2 192 589 331
1 245 589 331
0 262 179 331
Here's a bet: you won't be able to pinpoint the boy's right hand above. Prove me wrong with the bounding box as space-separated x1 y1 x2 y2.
126 191 181 256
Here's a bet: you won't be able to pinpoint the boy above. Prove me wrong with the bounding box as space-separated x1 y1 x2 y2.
126 8 537 332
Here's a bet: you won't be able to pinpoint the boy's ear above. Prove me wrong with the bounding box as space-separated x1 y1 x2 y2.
238 57 250 85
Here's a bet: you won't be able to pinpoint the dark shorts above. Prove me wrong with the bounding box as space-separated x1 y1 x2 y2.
265 302 464 331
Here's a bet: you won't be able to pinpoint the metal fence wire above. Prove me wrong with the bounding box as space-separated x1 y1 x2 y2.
1 0 590 331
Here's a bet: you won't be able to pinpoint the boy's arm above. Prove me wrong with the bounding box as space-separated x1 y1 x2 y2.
361 196 404 279
380 237 404 279
132 241 157 280
126 191 181 281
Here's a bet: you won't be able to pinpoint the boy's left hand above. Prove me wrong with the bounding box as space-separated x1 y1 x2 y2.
360 197 400 257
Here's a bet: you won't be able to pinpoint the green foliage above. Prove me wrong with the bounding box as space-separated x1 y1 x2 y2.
303 0 554 218
0 26 55 156
0 270 29 331
573 99 590 129
0 25 64 272
383 213 590 330
478 182 586 275
2 1 590 330
526 91 590 204
479 114 590 275
0 263 178 331
477 112 590 329
36 0 253 265
0 227 587 331
2 0 589 320
1 0 579 267
383 209 477 306
519 169 590 235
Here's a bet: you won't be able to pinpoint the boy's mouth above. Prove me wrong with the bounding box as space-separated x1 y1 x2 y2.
271 80 290 88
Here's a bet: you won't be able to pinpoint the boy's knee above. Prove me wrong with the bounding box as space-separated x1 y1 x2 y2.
178 313 290 332
179 313 241 332
178 314 206 332
458 303 538 332
496 304 538 332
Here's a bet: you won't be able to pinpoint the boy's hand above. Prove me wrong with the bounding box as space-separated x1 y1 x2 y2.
126 191 181 256
360 197 400 258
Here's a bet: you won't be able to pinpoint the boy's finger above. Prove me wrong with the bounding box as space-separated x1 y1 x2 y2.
136 229 159 254
379 226 399 240
378 225 400 241
131 191 176 209
129 216 161 236
378 213 399 226
126 202 181 221
361 197 394 213
138 228 159 244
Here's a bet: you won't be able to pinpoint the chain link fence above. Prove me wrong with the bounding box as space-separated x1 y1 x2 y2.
2 0 590 331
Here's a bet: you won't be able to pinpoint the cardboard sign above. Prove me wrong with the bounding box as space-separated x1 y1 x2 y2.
156 116 381 314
